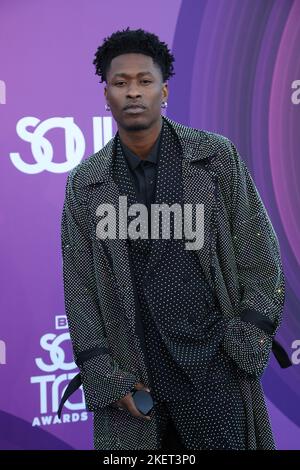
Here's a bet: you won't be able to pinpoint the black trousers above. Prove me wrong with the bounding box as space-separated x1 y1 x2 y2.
154 363 247 450
160 409 187 450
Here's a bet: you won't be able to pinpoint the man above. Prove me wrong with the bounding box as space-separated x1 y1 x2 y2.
58 27 291 450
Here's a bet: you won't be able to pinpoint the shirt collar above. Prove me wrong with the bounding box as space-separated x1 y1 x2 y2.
119 120 163 171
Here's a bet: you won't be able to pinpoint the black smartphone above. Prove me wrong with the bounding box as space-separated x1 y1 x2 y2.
131 389 156 416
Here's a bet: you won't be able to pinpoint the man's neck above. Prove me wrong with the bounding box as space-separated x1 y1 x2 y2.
118 115 163 160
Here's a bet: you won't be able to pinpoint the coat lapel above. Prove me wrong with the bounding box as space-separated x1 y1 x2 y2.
182 154 218 293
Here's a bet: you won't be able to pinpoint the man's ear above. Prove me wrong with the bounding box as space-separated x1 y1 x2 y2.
163 82 168 101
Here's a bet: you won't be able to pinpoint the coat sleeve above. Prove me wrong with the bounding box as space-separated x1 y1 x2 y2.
220 140 286 379
61 170 139 410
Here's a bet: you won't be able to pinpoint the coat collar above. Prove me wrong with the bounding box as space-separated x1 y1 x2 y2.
75 115 217 189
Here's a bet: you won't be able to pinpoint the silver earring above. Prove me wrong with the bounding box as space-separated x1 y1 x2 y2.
105 103 111 111
161 101 168 108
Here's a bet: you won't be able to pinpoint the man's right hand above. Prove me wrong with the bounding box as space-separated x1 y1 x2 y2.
110 382 152 421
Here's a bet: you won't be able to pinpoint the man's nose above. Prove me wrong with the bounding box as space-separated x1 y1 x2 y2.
126 83 142 98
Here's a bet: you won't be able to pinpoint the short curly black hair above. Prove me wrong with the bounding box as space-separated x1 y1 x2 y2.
93 27 175 84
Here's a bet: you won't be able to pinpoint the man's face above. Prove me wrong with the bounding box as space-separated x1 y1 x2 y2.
104 53 168 131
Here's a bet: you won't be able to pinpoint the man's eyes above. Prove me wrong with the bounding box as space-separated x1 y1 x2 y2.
115 80 152 86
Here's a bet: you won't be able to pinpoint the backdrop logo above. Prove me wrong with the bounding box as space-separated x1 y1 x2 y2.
291 340 300 364
0 80 6 104
9 116 113 174
291 80 300 105
30 315 87 426
55 315 68 330
0 340 6 364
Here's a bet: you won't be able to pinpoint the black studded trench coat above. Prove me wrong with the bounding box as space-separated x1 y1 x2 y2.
60 116 287 450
